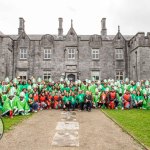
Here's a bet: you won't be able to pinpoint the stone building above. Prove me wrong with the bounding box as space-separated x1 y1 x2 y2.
0 17 150 81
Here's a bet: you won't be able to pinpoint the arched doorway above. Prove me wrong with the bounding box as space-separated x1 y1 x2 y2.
67 74 75 82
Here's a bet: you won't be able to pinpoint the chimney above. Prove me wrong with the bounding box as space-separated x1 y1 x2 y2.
58 18 63 36
101 18 107 37
18 17 25 35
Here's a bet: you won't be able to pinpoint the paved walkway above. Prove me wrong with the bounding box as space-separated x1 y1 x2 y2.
0 110 145 150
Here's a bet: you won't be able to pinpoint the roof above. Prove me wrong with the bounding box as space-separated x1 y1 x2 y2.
8 34 133 41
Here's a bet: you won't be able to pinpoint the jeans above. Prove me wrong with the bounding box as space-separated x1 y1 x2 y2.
31 102 39 111
79 102 84 110
86 101 92 111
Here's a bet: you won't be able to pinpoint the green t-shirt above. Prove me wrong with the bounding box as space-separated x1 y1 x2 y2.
76 93 85 103
69 96 76 104
63 96 70 104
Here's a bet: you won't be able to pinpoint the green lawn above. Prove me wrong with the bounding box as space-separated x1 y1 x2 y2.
1 114 32 132
103 109 150 149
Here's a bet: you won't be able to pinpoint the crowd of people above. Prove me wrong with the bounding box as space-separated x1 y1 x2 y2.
0 77 150 118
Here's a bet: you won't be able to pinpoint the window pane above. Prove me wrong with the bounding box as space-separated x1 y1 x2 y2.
120 76 123 80
96 76 99 80
72 54 75 59
48 54 51 58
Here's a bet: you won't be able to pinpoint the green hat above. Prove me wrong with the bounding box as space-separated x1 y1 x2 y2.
27 85 32 90
75 81 78 85
13 78 18 84
91 77 95 81
85 79 89 83
125 78 129 82
0 88 2 94
95 88 98 93
118 88 122 94
118 83 121 88
2 85 7 93
49 78 52 82
110 82 114 86
104 79 107 83
114 86 117 91
97 80 100 84
11 87 16 93
5 77 10 83
32 84 37 89
20 92 25 97
60 77 64 82
67 80 70 85
105 87 109 92
130 87 133 93
136 82 140 87
145 80 149 86
8 89 14 97
78 80 81 84
111 79 114 83
32 78 36 83
98 85 103 90
88 80 91 84
142 89 147 95
37 77 42 83
65 77 68 82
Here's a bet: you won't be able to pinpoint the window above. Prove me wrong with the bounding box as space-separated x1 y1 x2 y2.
20 76 27 80
68 48 75 59
43 71 51 80
91 71 100 80
20 48 27 59
44 48 51 59
116 71 124 80
18 71 27 80
115 49 123 59
92 49 99 59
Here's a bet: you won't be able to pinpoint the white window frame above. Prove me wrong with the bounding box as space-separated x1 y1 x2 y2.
91 71 100 81
44 48 51 59
115 49 123 60
43 71 51 81
92 49 99 60
20 48 27 59
68 48 75 60
115 71 124 81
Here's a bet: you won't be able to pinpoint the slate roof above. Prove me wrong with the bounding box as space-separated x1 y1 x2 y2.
8 34 133 41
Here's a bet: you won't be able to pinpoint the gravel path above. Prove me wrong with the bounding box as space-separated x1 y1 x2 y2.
0 109 145 150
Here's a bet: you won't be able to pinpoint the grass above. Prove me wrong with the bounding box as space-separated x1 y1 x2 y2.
1 113 32 132
103 109 150 149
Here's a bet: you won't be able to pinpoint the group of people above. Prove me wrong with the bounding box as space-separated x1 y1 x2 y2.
0 77 150 118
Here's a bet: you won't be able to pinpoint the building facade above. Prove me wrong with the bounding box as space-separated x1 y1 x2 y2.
0 17 150 81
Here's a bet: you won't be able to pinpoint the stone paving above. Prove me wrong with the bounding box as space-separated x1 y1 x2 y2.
0 110 145 150
52 111 79 147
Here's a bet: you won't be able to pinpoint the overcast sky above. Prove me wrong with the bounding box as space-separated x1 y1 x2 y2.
0 0 150 35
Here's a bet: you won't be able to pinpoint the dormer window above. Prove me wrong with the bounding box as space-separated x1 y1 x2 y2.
68 47 76 59
20 48 27 60
44 48 51 59
115 48 123 60
92 49 99 60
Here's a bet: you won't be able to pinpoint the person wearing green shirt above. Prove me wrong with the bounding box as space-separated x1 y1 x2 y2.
93 91 101 108
131 90 137 108
2 90 19 118
62 92 71 111
69 92 76 111
76 90 85 110
135 91 144 108
17 92 30 115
